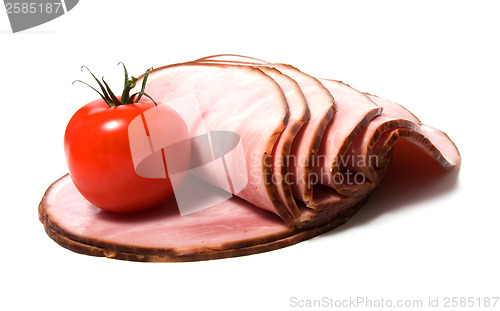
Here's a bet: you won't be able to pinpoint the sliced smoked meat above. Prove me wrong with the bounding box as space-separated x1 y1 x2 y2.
39 175 362 262
335 94 460 196
140 63 294 224
189 63 310 221
39 55 461 262
188 55 460 216
194 56 336 207
309 79 382 204
193 57 381 211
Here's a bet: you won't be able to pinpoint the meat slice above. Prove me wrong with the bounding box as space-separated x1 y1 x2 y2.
193 56 460 217
309 79 382 207
269 65 334 204
367 95 460 170
39 175 362 262
138 63 294 224
343 95 420 180
191 62 310 221
335 94 460 196
158 56 460 212
195 56 336 207
400 124 461 169
256 67 309 219
194 57 384 211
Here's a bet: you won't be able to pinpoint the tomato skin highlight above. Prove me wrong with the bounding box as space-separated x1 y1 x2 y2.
64 97 188 213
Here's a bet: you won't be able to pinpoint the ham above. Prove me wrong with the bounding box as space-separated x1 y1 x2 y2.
194 55 460 211
223 66 309 220
266 64 334 206
39 174 362 261
141 63 294 224
332 94 460 197
193 56 381 213
310 79 382 203
195 56 336 208
39 55 461 262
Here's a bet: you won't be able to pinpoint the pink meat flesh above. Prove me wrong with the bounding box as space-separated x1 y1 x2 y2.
158 55 460 224
193 61 311 221
134 56 460 225
310 79 382 202
139 63 293 223
272 65 335 204
335 94 460 196
195 56 336 207
44 175 293 255
251 66 309 219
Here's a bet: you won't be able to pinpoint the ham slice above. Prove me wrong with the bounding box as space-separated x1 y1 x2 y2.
193 57 380 213
194 55 460 212
250 66 309 220
309 79 382 204
141 63 294 224
39 175 361 261
39 55 461 261
195 56 336 208
205 65 309 220
333 94 460 197
142 55 460 225
267 65 334 205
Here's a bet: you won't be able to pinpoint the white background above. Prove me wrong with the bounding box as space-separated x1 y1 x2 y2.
1 1 499 310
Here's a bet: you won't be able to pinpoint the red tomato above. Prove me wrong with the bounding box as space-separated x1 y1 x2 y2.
65 65 190 213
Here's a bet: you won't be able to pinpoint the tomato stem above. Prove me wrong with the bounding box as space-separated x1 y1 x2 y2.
73 64 157 107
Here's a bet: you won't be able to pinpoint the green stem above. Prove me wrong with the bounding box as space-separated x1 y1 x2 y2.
120 76 138 105
75 63 157 107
